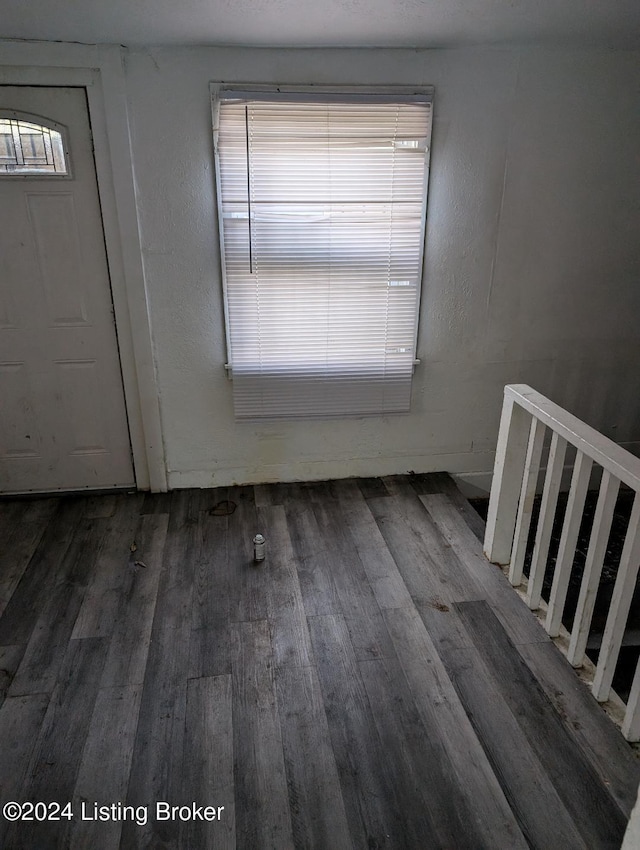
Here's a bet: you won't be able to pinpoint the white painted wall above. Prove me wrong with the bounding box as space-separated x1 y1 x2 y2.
108 46 640 488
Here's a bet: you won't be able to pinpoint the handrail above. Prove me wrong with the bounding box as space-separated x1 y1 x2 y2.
502 385 640 492
484 384 640 741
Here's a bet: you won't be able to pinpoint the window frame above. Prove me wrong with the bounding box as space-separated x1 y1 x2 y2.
210 83 433 418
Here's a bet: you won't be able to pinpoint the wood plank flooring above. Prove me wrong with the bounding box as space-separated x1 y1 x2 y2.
0 476 638 850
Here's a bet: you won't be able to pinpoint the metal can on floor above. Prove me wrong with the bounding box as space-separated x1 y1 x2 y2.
253 533 265 562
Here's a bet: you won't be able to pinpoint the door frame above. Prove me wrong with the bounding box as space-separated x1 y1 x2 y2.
0 42 167 491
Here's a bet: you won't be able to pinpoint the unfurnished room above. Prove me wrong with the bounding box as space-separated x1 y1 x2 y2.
1 1 640 848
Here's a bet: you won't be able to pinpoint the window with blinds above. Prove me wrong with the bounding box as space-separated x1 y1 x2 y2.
212 87 433 420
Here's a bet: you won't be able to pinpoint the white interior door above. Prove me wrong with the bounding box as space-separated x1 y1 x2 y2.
0 86 135 493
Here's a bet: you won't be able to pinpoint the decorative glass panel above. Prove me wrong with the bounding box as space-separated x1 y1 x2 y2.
0 118 68 175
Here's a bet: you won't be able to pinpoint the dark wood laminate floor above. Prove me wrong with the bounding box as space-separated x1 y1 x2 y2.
0 474 637 850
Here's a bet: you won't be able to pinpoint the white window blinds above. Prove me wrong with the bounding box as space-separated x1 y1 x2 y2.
213 89 433 420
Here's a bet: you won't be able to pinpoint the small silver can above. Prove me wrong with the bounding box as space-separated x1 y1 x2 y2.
253 533 266 562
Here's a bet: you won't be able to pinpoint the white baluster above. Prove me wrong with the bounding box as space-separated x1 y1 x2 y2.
509 417 546 587
526 432 567 610
622 653 640 741
546 451 593 637
567 470 619 667
484 395 531 566
593 493 640 701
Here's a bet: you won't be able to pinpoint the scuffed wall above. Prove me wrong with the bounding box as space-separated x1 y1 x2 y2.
123 46 640 489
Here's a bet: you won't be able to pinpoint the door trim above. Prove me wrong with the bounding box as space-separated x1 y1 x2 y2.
0 43 167 491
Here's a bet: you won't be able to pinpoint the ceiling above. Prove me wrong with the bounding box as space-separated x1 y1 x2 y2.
2 0 640 49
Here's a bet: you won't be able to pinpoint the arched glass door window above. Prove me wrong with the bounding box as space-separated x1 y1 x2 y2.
0 112 69 176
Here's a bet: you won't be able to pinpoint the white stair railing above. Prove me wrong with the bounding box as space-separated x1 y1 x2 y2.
484 384 640 741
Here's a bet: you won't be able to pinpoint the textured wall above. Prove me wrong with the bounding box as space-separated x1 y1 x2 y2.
123 46 640 489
